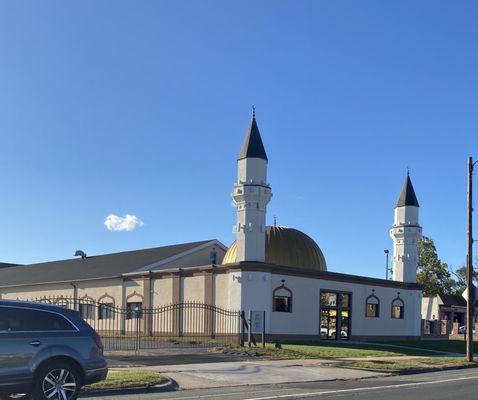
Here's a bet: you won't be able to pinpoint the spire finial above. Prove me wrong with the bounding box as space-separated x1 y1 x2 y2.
273 215 277 227
407 166 410 176
252 105 256 118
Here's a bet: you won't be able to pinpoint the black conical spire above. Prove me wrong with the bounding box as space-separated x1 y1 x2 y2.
238 109 268 161
396 172 419 207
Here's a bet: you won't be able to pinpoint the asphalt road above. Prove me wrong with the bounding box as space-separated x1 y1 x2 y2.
81 368 478 400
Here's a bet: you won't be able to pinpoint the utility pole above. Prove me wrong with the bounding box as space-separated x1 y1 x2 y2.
466 157 475 362
384 250 390 280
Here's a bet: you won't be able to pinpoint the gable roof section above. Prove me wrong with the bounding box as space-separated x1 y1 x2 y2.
438 294 466 307
0 240 219 287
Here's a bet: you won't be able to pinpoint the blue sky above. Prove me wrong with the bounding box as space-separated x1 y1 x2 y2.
0 1 477 278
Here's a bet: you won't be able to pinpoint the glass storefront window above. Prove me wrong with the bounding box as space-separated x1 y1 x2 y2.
320 291 351 340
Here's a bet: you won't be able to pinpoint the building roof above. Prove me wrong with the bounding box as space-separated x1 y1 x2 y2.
0 240 216 287
438 294 467 307
238 116 268 161
396 174 419 207
0 263 21 269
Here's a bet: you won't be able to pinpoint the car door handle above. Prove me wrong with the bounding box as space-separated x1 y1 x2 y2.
29 340 41 346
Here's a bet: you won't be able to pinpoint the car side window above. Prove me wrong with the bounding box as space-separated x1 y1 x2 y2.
0 306 76 332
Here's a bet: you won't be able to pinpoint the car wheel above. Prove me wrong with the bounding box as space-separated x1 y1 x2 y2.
32 361 81 400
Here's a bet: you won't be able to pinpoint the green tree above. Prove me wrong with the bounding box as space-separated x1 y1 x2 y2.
451 260 478 295
417 236 455 297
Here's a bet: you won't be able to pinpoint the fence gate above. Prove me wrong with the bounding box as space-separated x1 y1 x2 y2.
29 296 242 351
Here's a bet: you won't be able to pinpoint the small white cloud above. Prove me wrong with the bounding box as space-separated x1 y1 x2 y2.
104 214 144 232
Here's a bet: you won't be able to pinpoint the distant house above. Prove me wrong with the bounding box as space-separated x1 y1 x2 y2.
422 294 471 325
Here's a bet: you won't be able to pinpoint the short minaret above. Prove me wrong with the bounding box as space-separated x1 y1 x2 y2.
232 111 272 262
390 172 422 282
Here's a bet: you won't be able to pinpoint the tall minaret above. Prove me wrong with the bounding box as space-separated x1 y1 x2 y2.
390 172 422 282
232 111 272 262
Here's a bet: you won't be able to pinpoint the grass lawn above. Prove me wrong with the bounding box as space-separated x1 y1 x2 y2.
230 341 439 359
385 339 478 354
82 371 167 392
231 341 478 373
333 357 478 373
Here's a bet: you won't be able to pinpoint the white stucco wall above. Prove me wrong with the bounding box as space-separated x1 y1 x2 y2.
0 278 124 305
0 282 72 300
123 279 144 306
269 275 318 335
264 274 422 338
243 271 272 332
422 296 439 321
214 273 230 309
181 275 205 302
228 271 243 311
77 279 124 305
152 277 173 306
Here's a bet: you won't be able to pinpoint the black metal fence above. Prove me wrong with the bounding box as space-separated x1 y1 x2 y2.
29 296 242 351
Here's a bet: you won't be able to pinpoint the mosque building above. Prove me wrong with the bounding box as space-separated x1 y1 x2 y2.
0 114 423 340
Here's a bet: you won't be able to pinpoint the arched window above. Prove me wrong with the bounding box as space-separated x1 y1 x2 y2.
273 285 292 313
79 295 95 320
365 293 380 318
391 296 404 319
126 291 144 319
98 293 115 320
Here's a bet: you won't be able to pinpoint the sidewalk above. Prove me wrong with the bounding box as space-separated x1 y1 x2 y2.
106 347 250 367
112 359 389 389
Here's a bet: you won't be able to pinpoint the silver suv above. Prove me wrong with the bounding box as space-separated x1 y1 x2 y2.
0 300 108 400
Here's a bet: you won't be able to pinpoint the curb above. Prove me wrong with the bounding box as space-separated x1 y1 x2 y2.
81 376 177 396
396 364 478 376
328 363 478 376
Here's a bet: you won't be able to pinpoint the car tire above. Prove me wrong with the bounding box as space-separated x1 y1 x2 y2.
32 361 81 400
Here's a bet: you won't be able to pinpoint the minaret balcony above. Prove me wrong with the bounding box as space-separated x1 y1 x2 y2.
234 181 271 188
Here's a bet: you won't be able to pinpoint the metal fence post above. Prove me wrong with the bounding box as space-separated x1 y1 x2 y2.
262 310 266 348
240 311 245 347
135 307 141 351
248 310 252 347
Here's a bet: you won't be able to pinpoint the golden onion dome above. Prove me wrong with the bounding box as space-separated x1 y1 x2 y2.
222 226 327 271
